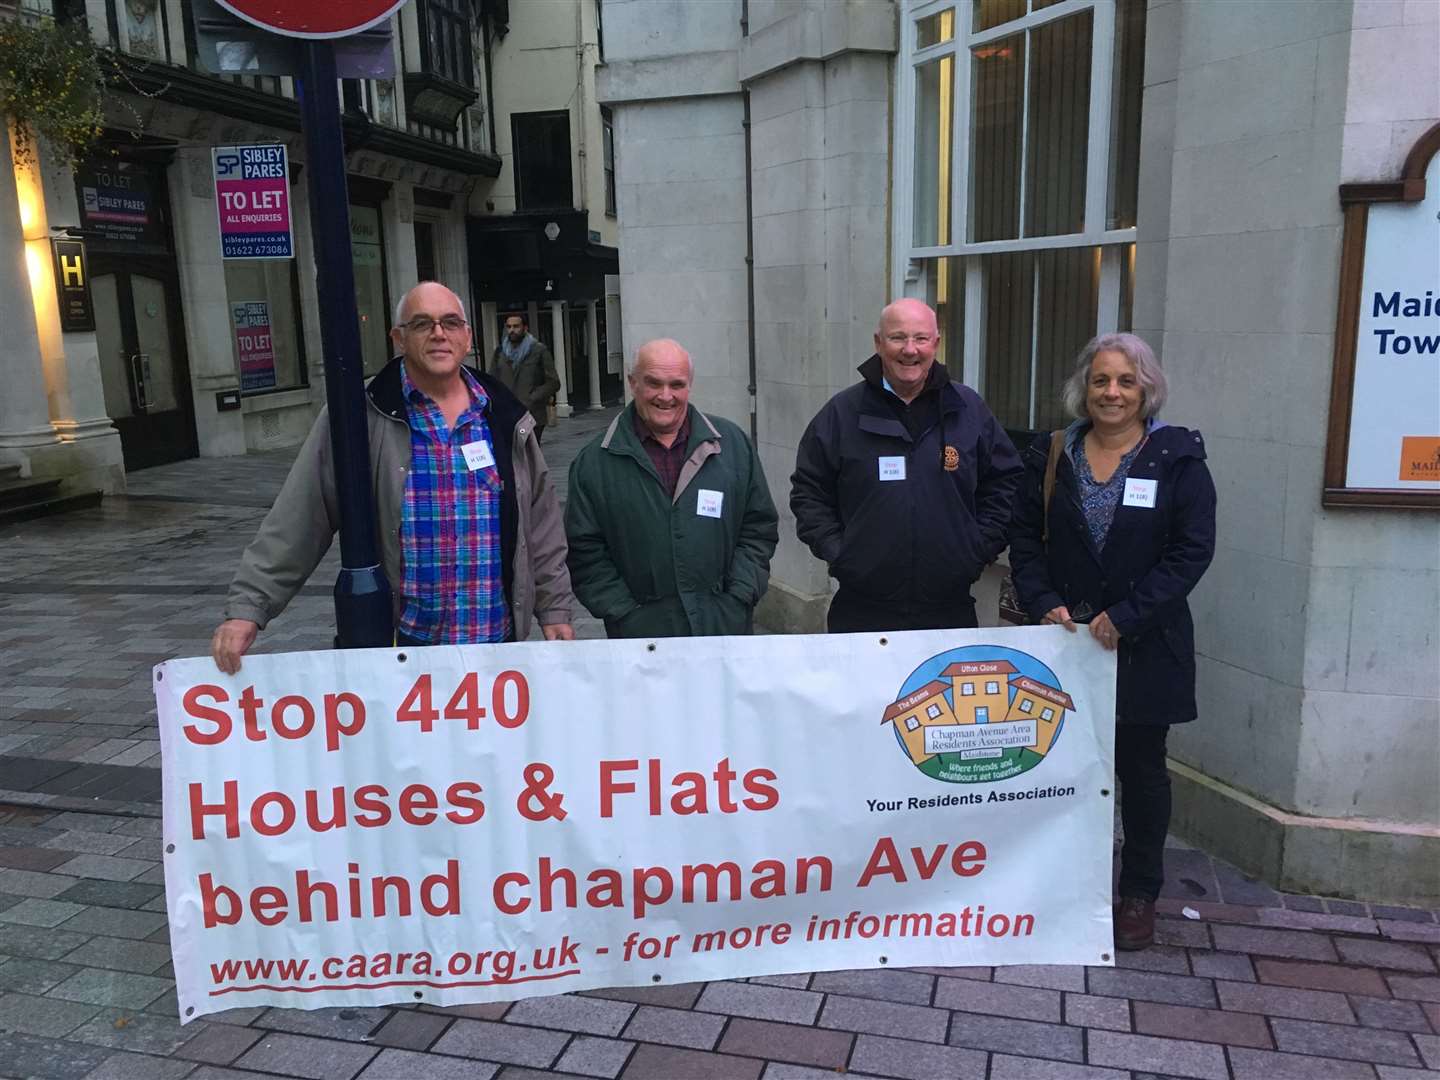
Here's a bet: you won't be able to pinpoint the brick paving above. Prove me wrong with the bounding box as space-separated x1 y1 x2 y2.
4 410 1440 1077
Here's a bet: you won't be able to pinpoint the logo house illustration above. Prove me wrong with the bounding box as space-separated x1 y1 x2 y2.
882 649 1075 785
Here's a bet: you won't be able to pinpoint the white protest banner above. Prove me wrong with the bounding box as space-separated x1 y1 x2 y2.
154 627 1116 1022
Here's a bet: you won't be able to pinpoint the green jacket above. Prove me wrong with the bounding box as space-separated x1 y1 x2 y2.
566 404 779 637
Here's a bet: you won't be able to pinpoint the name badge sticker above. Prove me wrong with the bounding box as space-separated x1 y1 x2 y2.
461 440 496 472
878 456 907 482
697 489 724 518
1122 477 1158 508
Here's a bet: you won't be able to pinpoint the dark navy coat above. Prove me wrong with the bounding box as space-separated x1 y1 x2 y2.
1008 422 1217 725
790 356 1022 611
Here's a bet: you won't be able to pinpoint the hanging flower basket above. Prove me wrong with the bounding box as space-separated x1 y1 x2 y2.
0 16 107 169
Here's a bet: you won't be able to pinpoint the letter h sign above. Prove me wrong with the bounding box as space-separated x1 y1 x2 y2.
51 238 95 332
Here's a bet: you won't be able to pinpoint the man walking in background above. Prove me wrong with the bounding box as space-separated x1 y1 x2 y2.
491 312 561 443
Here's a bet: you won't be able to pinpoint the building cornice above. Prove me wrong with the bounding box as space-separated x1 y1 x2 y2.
109 56 501 178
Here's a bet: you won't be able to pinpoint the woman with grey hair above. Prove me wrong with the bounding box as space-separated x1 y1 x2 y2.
1008 332 1217 951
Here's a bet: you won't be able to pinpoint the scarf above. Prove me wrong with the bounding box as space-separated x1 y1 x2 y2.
500 333 535 367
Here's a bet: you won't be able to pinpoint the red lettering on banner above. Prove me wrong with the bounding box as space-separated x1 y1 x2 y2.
251 886 287 926
324 692 365 750
397 674 439 732
199 860 462 928
492 670 529 728
742 768 780 810
353 784 391 826
599 760 638 817
444 673 486 729
396 671 530 732
598 758 783 817
399 783 439 825
186 780 486 840
494 872 530 914
181 685 365 750
855 837 989 887
444 781 486 824
714 758 739 812
182 685 231 744
189 779 241 839
240 685 265 741
492 854 834 920
270 694 314 739
251 790 296 836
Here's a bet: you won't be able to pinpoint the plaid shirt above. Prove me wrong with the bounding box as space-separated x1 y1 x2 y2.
634 408 692 499
398 363 511 644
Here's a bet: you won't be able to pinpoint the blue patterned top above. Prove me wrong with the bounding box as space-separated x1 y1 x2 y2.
1072 433 1145 551
398 363 511 645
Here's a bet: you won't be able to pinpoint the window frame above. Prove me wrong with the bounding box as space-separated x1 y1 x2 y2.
511 110 576 211
602 105 618 217
418 0 475 89
893 0 1139 420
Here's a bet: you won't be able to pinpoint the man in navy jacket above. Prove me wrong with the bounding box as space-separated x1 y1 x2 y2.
790 299 1022 632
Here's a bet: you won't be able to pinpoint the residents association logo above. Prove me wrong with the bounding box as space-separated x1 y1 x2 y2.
882 645 1073 784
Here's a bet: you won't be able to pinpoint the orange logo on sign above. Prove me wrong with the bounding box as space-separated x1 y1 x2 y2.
1399 436 1440 481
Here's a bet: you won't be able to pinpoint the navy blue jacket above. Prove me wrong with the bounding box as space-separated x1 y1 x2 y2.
1008 422 1217 725
790 357 1022 609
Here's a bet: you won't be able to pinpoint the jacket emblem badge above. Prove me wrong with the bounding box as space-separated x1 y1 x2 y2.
943 446 960 471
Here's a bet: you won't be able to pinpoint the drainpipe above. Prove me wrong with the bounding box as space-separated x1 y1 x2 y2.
482 15 498 156
740 0 756 442
742 93 757 444
574 0 588 212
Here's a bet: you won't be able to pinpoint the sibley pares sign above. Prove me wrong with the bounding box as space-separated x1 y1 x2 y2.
154 627 1116 1022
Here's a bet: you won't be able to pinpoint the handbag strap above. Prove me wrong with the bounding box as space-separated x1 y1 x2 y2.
1042 429 1066 543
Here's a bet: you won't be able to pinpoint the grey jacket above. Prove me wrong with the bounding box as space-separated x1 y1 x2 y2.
225 357 574 639
491 337 560 428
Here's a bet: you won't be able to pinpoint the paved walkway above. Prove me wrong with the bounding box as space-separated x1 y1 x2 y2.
1 408 1439 1079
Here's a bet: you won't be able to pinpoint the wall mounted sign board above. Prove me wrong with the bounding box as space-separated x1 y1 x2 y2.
212 144 294 260
1324 123 1440 509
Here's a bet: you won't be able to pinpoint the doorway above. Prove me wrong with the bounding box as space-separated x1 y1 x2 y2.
89 254 197 470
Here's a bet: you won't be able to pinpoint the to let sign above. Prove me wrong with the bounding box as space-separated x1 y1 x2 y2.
213 0 406 38
212 144 294 260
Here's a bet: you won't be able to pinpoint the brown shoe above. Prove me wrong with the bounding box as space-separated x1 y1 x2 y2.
1115 896 1156 951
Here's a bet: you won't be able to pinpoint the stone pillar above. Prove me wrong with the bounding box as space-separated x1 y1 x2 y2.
549 299 572 418
40 140 119 445
479 300 498 372
0 122 60 455
585 299 602 408
8 127 78 431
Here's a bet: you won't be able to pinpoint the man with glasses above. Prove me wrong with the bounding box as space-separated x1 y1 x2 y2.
790 298 1021 632
490 312 561 444
212 280 575 673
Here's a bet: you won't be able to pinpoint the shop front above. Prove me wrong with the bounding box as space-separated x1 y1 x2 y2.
78 151 198 471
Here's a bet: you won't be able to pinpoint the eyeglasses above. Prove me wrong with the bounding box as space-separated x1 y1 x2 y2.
883 332 936 347
400 315 468 335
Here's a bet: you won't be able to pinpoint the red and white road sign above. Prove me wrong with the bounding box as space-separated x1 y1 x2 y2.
212 0 406 39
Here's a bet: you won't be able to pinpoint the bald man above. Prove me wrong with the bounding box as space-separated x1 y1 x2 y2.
790 299 1021 632
565 339 779 638
213 280 575 672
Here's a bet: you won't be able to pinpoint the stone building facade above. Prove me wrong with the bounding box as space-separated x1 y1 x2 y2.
596 0 1439 904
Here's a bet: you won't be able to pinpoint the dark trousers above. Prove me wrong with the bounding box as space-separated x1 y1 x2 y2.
396 628 515 647
1115 723 1171 901
826 589 978 633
